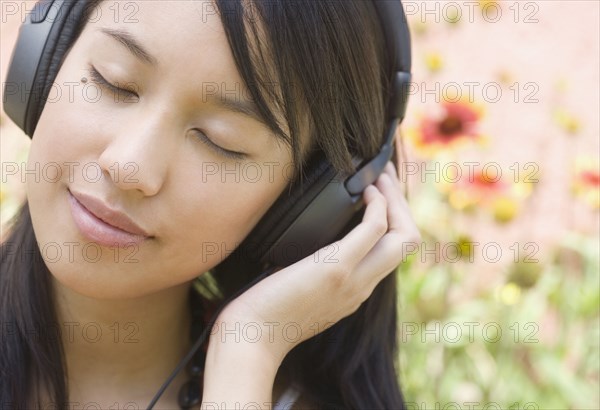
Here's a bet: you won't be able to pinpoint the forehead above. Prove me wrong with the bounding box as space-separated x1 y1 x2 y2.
83 1 296 135
87 1 239 80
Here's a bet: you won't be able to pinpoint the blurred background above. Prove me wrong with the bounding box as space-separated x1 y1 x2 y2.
1 1 599 409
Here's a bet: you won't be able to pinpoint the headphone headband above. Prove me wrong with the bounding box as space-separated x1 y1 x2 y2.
373 0 412 121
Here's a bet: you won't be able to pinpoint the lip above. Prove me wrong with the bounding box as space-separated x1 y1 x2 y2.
68 189 151 248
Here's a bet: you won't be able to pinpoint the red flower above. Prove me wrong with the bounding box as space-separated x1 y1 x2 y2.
572 157 600 209
406 100 487 157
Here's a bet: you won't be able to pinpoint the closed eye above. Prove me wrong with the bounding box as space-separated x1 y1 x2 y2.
87 65 139 99
193 129 247 160
87 65 246 160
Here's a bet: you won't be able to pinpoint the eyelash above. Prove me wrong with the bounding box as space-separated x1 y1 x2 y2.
86 65 139 98
86 65 246 160
193 130 247 160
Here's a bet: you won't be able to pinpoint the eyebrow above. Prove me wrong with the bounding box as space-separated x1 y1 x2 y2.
100 28 158 66
205 94 268 127
98 28 270 127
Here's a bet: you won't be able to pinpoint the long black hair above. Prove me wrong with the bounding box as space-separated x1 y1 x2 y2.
0 1 407 408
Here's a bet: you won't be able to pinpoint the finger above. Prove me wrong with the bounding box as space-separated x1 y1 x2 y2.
375 172 419 238
354 227 419 289
385 161 403 184
384 161 398 180
382 161 414 213
354 212 422 287
355 173 421 283
379 169 421 241
325 184 389 270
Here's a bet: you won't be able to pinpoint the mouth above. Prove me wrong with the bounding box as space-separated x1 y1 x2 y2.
67 189 152 248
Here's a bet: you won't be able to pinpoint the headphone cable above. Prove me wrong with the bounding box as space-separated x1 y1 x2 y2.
146 266 277 410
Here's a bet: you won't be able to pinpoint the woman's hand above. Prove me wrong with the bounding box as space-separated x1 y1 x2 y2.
207 161 422 366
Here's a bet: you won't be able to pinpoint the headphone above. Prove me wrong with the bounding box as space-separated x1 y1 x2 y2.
3 0 411 406
3 0 411 270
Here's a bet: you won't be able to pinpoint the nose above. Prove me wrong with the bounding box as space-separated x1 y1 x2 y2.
98 110 176 196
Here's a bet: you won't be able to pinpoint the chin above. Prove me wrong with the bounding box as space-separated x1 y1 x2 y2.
47 262 142 300
46 257 196 302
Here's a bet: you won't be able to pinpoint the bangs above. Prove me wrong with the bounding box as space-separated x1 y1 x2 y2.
214 0 312 183
214 0 388 181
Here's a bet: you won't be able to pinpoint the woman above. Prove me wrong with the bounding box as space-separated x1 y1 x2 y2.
0 0 420 408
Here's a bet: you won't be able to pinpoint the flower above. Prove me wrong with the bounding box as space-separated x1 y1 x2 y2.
572 156 600 209
440 165 509 212
496 69 515 85
445 8 461 25
553 109 581 135
406 100 488 158
425 52 444 73
479 0 500 9
436 162 535 222
498 282 522 305
411 19 428 36
456 234 476 261
492 196 519 223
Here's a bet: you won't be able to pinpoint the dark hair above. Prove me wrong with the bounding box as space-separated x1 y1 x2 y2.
0 1 407 408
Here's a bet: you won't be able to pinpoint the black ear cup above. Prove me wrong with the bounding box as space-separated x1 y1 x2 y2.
211 151 341 291
232 150 340 266
3 0 90 137
223 149 366 268
29 2 89 136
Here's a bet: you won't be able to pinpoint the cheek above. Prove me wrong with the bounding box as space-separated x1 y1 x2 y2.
27 97 99 193
30 42 115 167
161 168 290 270
25 102 73 245
25 58 120 219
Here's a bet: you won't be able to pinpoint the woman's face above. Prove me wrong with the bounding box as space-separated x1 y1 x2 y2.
26 1 295 299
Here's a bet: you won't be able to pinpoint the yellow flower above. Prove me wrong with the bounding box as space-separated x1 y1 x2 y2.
553 109 581 135
496 70 514 86
445 8 461 25
499 283 522 305
479 0 499 8
412 20 428 36
456 234 476 260
425 52 443 73
492 196 519 223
